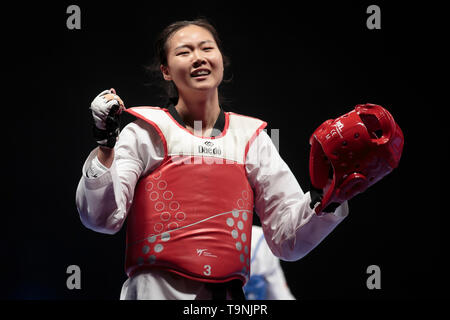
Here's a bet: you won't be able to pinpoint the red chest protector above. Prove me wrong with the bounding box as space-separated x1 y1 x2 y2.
124 107 267 284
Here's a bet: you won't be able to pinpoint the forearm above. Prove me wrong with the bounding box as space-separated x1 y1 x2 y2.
247 131 348 262
265 197 348 262
76 148 126 234
76 120 164 235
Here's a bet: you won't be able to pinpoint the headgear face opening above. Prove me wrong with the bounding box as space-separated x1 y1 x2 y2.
309 104 404 214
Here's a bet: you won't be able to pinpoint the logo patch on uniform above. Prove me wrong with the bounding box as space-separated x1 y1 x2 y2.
196 249 218 258
198 141 222 155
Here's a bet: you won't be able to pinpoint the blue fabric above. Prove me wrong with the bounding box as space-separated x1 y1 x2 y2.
244 274 267 300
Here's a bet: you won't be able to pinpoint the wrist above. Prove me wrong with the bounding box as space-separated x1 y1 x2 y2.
93 124 119 148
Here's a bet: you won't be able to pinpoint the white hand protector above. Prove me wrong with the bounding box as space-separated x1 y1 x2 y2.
90 89 124 129
90 88 125 148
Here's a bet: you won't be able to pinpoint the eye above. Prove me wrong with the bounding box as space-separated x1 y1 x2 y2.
203 47 214 51
176 51 190 56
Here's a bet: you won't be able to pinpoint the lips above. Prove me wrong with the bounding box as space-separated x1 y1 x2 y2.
190 68 211 77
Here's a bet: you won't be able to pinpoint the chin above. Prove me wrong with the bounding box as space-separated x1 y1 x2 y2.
191 81 220 92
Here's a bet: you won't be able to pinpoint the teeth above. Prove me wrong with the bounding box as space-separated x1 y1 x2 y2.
192 70 210 76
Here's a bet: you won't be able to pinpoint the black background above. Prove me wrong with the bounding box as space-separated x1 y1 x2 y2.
2 1 445 302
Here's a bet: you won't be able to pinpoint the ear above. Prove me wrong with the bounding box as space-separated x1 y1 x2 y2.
160 65 172 81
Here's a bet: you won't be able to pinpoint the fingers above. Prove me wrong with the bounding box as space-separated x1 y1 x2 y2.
103 93 124 104
91 88 126 119
102 91 125 110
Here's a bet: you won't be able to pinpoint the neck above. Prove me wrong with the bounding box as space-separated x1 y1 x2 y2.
175 90 220 136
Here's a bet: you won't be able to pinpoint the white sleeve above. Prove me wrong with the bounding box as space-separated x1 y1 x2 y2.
245 130 349 261
75 119 165 234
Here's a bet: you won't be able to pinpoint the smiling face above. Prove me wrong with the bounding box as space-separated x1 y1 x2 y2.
161 24 224 98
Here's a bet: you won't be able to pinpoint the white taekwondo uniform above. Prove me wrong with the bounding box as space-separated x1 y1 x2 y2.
76 105 348 300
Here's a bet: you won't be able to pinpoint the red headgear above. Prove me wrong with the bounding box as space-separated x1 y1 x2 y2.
309 103 404 214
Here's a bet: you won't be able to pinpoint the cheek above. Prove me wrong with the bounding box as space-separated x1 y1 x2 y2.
211 54 224 76
167 60 190 80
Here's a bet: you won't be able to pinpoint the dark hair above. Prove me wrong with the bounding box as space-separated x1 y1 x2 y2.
146 18 231 106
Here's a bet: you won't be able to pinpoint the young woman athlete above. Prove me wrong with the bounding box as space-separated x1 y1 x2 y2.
76 19 349 300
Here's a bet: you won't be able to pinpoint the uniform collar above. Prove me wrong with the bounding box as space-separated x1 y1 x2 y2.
167 105 225 137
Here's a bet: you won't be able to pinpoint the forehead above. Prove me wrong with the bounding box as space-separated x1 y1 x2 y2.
168 25 215 49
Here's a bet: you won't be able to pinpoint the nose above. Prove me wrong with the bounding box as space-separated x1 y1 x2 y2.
192 50 206 68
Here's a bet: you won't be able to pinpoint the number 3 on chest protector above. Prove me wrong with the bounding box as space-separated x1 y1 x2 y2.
203 265 212 276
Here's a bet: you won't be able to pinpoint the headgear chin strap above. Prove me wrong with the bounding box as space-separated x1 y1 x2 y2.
309 103 404 214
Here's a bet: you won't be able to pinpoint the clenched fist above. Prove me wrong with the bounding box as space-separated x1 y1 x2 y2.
90 88 125 148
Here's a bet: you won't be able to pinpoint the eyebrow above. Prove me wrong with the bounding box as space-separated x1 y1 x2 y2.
174 40 215 51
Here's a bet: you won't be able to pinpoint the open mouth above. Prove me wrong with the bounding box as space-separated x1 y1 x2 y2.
190 69 211 77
